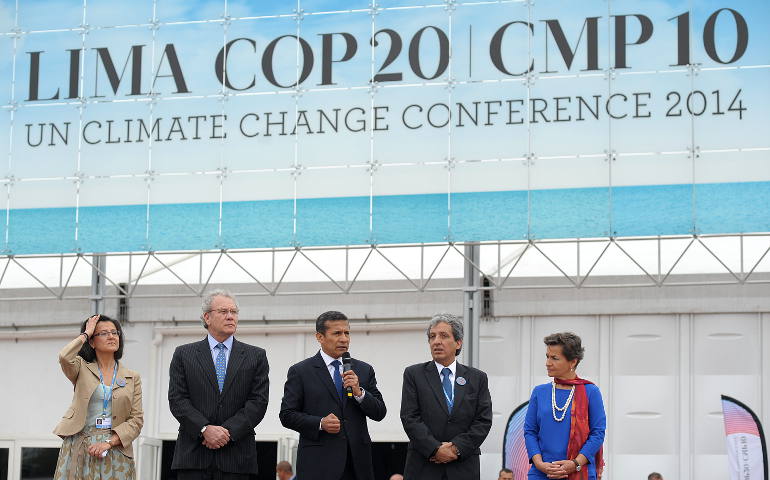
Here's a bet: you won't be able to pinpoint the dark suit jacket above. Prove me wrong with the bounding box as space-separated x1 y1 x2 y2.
168 337 269 474
400 361 492 480
279 352 387 480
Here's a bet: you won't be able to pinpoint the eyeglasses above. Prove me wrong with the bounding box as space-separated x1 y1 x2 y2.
212 308 239 316
93 330 121 338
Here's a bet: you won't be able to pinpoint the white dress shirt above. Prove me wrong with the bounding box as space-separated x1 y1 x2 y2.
207 334 234 367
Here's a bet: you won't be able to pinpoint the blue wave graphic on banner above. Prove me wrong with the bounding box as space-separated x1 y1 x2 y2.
3 181 769 254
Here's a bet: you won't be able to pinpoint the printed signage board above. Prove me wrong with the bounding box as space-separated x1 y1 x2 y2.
0 0 768 253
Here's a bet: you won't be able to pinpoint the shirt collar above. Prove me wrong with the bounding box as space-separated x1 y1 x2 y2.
435 360 457 376
207 334 234 351
319 349 341 367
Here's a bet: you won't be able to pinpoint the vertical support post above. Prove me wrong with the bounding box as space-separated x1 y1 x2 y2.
463 242 481 368
91 254 106 314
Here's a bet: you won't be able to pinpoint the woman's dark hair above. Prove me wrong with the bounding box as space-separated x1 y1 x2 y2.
78 315 124 362
543 331 584 364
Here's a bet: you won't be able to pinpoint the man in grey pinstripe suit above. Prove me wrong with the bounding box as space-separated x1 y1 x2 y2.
169 290 270 480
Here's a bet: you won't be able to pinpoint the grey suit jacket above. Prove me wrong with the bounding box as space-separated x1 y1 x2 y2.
400 361 492 480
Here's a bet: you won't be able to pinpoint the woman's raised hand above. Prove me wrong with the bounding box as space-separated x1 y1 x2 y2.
84 314 100 338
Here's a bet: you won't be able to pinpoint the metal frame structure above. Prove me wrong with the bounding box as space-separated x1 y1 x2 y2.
1 232 768 303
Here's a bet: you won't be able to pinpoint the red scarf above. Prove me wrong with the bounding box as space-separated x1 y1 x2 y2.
554 377 604 480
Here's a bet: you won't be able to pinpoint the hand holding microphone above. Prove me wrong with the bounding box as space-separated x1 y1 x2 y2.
341 352 362 398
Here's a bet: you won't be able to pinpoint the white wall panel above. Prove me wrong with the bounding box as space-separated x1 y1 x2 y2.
693 314 762 375
7 337 68 437
611 315 679 465
612 376 678 455
612 315 679 376
613 454 678 480
691 313 763 478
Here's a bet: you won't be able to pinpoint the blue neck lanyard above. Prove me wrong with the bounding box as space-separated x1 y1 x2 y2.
98 362 118 415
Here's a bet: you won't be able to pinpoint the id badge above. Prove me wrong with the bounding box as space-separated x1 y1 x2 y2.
95 415 112 429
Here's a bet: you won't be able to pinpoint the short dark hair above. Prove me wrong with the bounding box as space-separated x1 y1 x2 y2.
316 311 348 334
78 315 124 362
543 331 584 364
499 468 513 474
648 473 663 480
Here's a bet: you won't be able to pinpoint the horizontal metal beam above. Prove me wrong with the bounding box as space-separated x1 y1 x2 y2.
0 234 767 301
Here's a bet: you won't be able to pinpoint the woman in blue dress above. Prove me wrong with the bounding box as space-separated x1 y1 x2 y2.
524 332 605 479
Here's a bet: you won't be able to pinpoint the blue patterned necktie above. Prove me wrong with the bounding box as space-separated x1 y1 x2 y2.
441 367 454 413
331 360 344 401
214 343 227 392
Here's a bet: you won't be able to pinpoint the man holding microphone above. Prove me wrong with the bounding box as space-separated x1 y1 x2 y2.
280 311 386 480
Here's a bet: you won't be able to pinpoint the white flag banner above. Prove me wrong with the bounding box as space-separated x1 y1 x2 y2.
722 395 768 480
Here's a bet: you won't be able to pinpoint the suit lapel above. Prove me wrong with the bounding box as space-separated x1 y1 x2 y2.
195 338 219 392
313 352 342 406
423 362 449 416
450 363 468 416
221 339 245 396
85 362 101 381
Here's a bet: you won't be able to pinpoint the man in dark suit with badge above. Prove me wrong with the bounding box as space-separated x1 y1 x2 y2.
400 313 493 480
168 290 270 479
279 311 387 480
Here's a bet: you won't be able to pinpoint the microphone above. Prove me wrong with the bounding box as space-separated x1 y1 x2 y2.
341 352 353 397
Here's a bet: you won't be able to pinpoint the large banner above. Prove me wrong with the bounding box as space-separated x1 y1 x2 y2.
0 1 768 253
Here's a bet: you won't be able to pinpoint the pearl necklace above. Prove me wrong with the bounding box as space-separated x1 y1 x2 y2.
551 381 575 422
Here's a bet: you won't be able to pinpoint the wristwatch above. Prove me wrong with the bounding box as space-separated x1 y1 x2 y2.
572 459 582 472
200 425 208 435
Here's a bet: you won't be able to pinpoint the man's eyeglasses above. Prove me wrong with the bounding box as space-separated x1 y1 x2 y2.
212 308 239 316
93 330 121 338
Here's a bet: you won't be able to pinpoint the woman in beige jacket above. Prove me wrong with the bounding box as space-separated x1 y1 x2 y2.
53 314 143 480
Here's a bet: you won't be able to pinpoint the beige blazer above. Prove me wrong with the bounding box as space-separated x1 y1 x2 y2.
53 337 144 458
